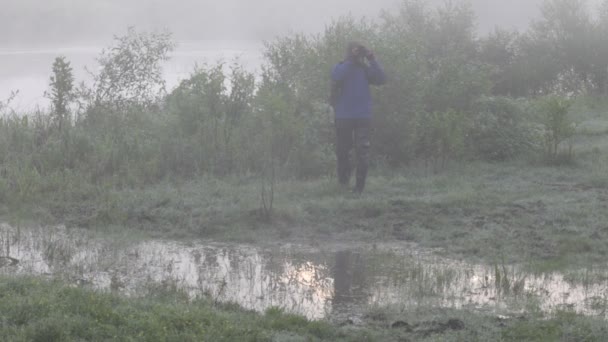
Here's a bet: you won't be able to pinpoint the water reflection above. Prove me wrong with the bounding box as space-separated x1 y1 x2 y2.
332 250 369 316
1 224 608 320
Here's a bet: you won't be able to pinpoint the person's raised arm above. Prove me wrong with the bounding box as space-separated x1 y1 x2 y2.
365 50 387 85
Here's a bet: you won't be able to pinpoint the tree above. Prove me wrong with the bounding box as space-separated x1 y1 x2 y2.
526 0 597 94
592 0 608 94
45 56 75 130
82 27 175 115
479 29 525 96
537 96 575 161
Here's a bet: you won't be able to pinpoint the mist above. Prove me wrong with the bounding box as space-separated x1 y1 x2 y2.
5 0 608 339
1 0 603 44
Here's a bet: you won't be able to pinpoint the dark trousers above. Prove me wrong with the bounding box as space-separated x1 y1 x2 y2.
335 118 371 192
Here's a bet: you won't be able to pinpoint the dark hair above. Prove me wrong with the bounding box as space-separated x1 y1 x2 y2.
346 41 365 59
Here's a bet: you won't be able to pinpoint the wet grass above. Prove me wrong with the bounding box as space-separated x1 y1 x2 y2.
0 276 344 342
4 113 608 273
1 276 607 342
362 305 608 342
6 152 608 272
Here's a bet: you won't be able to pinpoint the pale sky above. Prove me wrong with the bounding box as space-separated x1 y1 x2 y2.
0 0 604 43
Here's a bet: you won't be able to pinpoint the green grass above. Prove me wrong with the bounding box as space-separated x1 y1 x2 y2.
1 276 607 342
4 152 608 272
0 276 345 342
4 103 608 273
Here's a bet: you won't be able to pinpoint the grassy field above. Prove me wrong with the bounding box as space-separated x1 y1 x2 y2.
1 276 607 342
4 102 608 340
4 141 608 272
6 6 608 338
3 143 608 340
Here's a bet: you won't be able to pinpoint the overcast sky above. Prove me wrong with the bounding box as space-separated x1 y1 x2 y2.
0 0 604 44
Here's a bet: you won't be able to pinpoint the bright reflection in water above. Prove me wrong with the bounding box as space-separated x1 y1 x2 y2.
1 224 608 319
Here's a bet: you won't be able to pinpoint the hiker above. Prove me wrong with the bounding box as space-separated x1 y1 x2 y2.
330 42 386 193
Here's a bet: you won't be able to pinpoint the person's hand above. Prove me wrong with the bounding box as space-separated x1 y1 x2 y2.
364 48 375 61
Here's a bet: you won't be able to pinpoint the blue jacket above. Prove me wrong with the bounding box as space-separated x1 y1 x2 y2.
331 59 386 119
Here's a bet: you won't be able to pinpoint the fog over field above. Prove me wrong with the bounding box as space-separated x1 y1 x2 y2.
0 0 603 44
6 1 608 340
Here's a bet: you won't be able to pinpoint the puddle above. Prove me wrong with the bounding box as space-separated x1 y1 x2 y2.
1 224 608 320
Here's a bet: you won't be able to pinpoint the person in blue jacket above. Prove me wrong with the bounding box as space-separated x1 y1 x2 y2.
331 42 386 193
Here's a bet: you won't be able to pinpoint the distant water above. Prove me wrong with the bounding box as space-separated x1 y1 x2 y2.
0 40 263 111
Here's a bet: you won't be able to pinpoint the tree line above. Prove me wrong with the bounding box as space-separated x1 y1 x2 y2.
0 0 601 203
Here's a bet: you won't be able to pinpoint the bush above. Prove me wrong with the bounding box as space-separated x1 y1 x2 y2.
468 96 540 161
535 96 576 162
286 105 335 179
414 109 469 171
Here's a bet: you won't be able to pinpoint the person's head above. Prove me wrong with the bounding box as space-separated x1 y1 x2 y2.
346 41 366 61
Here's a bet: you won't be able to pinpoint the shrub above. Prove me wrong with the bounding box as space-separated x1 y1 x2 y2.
468 96 539 161
414 109 469 171
535 96 576 162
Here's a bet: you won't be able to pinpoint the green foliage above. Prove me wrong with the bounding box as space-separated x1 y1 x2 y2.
165 62 231 175
81 27 174 115
468 97 540 160
479 29 524 96
414 110 469 171
474 0 608 97
2 276 608 342
256 1 492 166
522 0 608 95
501 310 607 342
45 56 75 131
536 96 576 161
8 0 608 212
0 277 349 341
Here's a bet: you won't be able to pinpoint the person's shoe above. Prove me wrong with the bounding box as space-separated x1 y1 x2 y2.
354 177 366 194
